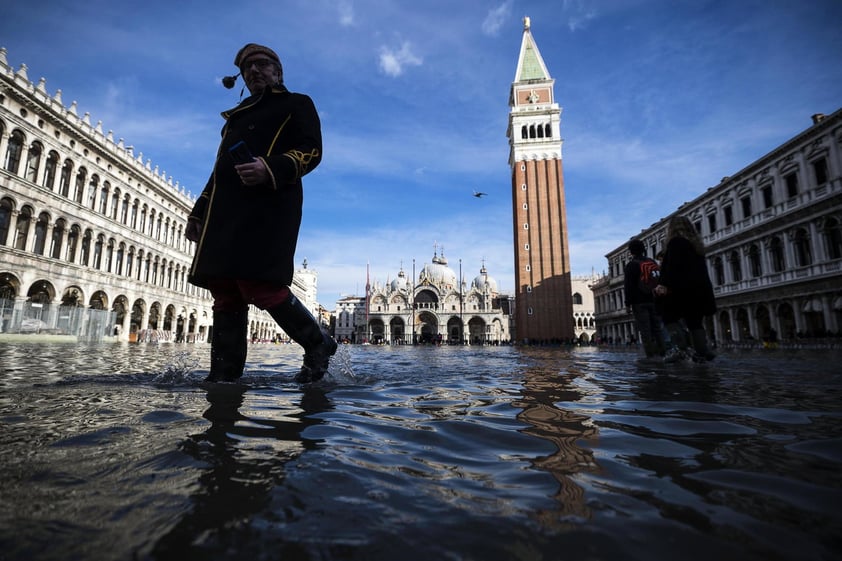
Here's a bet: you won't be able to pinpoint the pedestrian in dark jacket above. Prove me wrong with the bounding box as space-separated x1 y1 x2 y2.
654 215 716 361
624 239 667 358
186 43 336 383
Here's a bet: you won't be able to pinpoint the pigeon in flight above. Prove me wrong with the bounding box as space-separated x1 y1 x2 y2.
473 191 488 198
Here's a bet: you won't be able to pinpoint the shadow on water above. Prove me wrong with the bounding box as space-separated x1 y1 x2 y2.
149 384 333 560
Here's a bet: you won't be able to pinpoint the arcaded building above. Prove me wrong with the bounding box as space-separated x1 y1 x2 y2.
507 17 574 343
592 109 842 345
0 48 320 342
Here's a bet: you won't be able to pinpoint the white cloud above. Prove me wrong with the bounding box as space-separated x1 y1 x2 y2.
337 0 354 26
378 41 422 77
481 0 513 36
563 0 598 31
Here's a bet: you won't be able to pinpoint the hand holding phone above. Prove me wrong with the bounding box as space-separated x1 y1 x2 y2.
228 140 254 164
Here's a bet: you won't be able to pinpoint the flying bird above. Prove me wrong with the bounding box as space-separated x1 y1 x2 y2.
473 191 488 198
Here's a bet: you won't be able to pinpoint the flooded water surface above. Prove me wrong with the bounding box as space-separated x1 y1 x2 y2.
0 342 840 561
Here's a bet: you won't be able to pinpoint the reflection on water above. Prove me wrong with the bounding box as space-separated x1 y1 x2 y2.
0 342 840 561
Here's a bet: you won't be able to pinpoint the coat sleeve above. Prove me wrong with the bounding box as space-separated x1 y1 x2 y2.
188 173 214 222
263 94 322 188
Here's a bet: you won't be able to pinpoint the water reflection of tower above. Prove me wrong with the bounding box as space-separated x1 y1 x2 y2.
507 16 575 343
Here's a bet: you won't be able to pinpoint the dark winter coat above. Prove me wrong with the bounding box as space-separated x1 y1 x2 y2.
658 236 716 322
188 85 322 289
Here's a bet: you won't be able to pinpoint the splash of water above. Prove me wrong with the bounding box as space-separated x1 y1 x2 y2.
152 351 201 385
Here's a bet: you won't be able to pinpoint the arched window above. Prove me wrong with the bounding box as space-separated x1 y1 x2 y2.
130 199 139 229
573 292 583 305
14 206 32 250
66 224 80 263
121 194 130 224
126 247 135 278
50 218 66 259
25 141 43 183
58 159 73 197
42 151 59 190
99 182 110 214
33 212 50 255
156 214 163 240
105 238 115 272
4 130 24 174
93 234 104 269
728 250 742 282
822 217 842 260
521 125 527 139
544 124 551 138
73 167 87 204
794 228 812 267
110 188 121 220
115 242 125 275
88 175 99 209
536 124 544 138
748 244 762 277
529 124 536 138
140 205 148 233
80 229 92 266
769 236 785 272
713 256 725 285
0 198 13 246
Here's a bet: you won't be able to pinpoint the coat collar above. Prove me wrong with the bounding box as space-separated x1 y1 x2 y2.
221 84 290 119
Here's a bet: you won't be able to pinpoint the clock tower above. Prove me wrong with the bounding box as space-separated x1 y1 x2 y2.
507 16 574 343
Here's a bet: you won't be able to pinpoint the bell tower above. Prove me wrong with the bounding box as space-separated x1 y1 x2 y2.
507 16 574 343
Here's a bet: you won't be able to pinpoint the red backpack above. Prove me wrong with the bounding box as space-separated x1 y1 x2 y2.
637 258 661 294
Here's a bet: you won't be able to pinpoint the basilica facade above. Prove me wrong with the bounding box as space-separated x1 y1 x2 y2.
336 250 511 345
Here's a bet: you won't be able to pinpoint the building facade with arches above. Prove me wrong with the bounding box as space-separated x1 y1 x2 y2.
592 109 842 346
346 250 511 345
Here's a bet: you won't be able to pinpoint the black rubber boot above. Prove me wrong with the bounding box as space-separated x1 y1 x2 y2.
267 295 337 383
690 328 716 362
205 309 248 383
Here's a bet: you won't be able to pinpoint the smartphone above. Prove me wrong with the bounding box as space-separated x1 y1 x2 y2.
228 140 254 164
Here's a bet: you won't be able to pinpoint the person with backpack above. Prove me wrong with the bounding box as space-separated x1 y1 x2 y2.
654 216 717 362
624 239 668 358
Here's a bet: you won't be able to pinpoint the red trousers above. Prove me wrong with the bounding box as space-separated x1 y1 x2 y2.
209 279 290 312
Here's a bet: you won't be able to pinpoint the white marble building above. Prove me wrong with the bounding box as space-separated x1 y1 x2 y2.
338 249 511 345
592 110 842 345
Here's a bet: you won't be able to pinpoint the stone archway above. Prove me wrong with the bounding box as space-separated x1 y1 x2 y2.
89 290 108 310
468 316 487 345
418 311 438 343
777 303 795 340
390 317 406 344
0 272 21 300
446 316 463 344
112 295 129 337
27 279 55 304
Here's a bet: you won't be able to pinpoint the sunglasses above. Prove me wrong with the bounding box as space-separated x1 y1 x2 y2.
241 59 275 71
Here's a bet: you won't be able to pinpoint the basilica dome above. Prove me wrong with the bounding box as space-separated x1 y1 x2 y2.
390 268 409 292
419 252 457 288
472 265 498 294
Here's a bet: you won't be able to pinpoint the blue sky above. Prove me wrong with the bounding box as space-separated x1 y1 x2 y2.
2 0 841 307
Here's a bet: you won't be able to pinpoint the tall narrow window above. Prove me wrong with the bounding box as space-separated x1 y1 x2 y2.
66 225 80 263
723 205 733 226
707 214 717 233
99 183 110 214
93 234 104 269
0 198 12 246
50 218 65 259
4 130 24 174
58 159 73 197
740 194 752 219
88 175 99 209
728 250 742 282
762 185 773 208
794 228 812 267
25 141 43 183
73 167 87 204
812 157 828 185
33 212 50 255
769 236 785 272
713 256 724 285
823 217 842 260
784 172 798 198
42 151 59 190
80 229 92 266
15 206 32 250
748 244 762 277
